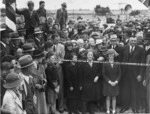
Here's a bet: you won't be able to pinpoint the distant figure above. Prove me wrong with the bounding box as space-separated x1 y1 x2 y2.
16 1 39 39
56 2 68 30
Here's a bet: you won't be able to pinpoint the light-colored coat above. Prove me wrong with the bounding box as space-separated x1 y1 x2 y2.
2 89 24 114
53 43 65 61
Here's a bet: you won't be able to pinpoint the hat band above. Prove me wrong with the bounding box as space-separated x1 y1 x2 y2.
20 60 33 68
34 53 44 57
6 75 21 83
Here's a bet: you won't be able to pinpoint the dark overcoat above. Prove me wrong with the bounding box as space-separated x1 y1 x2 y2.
102 63 121 96
79 62 102 101
65 63 80 99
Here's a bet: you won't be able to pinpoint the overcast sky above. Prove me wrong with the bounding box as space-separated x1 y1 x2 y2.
0 0 148 10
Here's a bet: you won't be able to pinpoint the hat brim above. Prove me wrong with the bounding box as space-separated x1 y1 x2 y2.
23 48 35 53
34 31 43 34
3 77 24 89
33 53 45 59
20 62 34 69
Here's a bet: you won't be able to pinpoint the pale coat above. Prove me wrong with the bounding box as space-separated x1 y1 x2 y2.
2 89 24 114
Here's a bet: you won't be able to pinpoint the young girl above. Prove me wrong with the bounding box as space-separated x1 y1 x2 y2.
102 49 121 114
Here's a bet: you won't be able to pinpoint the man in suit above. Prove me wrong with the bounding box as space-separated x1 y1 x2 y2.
16 1 39 40
52 34 65 113
56 2 68 30
108 34 124 62
37 1 46 19
120 37 145 113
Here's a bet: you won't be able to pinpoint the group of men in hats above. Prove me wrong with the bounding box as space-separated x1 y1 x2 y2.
1 0 150 114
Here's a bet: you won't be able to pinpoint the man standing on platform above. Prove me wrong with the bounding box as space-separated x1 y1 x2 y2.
56 2 68 30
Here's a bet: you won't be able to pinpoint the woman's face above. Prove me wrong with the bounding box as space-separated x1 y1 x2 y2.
49 55 56 64
109 54 114 61
72 55 77 62
97 43 102 50
67 45 73 51
87 51 93 61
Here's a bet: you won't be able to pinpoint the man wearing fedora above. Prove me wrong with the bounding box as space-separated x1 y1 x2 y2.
0 30 12 55
56 2 68 30
19 55 37 114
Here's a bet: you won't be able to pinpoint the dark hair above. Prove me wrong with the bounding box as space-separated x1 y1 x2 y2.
51 34 59 40
70 52 77 60
28 1 34 6
39 1 45 5
46 52 54 60
44 42 53 51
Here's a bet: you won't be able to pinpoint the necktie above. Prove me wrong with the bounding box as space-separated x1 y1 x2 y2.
131 46 134 54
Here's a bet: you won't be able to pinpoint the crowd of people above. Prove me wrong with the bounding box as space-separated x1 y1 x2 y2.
0 0 150 114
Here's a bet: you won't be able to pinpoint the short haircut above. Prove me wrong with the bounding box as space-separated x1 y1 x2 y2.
46 52 54 60
27 1 34 6
51 34 59 40
44 42 53 51
39 1 45 5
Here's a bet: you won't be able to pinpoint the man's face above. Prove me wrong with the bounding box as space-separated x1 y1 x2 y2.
69 23 73 28
40 3 45 9
63 30 69 37
53 37 60 44
28 4 34 10
130 38 137 47
110 40 117 46
62 5 66 10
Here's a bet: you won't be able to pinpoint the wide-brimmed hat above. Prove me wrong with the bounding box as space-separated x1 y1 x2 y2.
34 27 43 34
11 32 23 40
22 43 35 53
107 49 119 57
3 72 24 89
33 49 45 59
18 55 33 68
96 39 103 45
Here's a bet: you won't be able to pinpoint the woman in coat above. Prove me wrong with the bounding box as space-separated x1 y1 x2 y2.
1 72 25 114
80 49 102 114
144 55 150 113
65 53 80 114
102 49 121 114
31 49 48 114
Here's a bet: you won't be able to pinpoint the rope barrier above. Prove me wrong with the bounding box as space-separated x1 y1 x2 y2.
62 59 150 66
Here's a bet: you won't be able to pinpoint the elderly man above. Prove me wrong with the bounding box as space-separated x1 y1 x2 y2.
56 2 68 30
120 37 145 113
